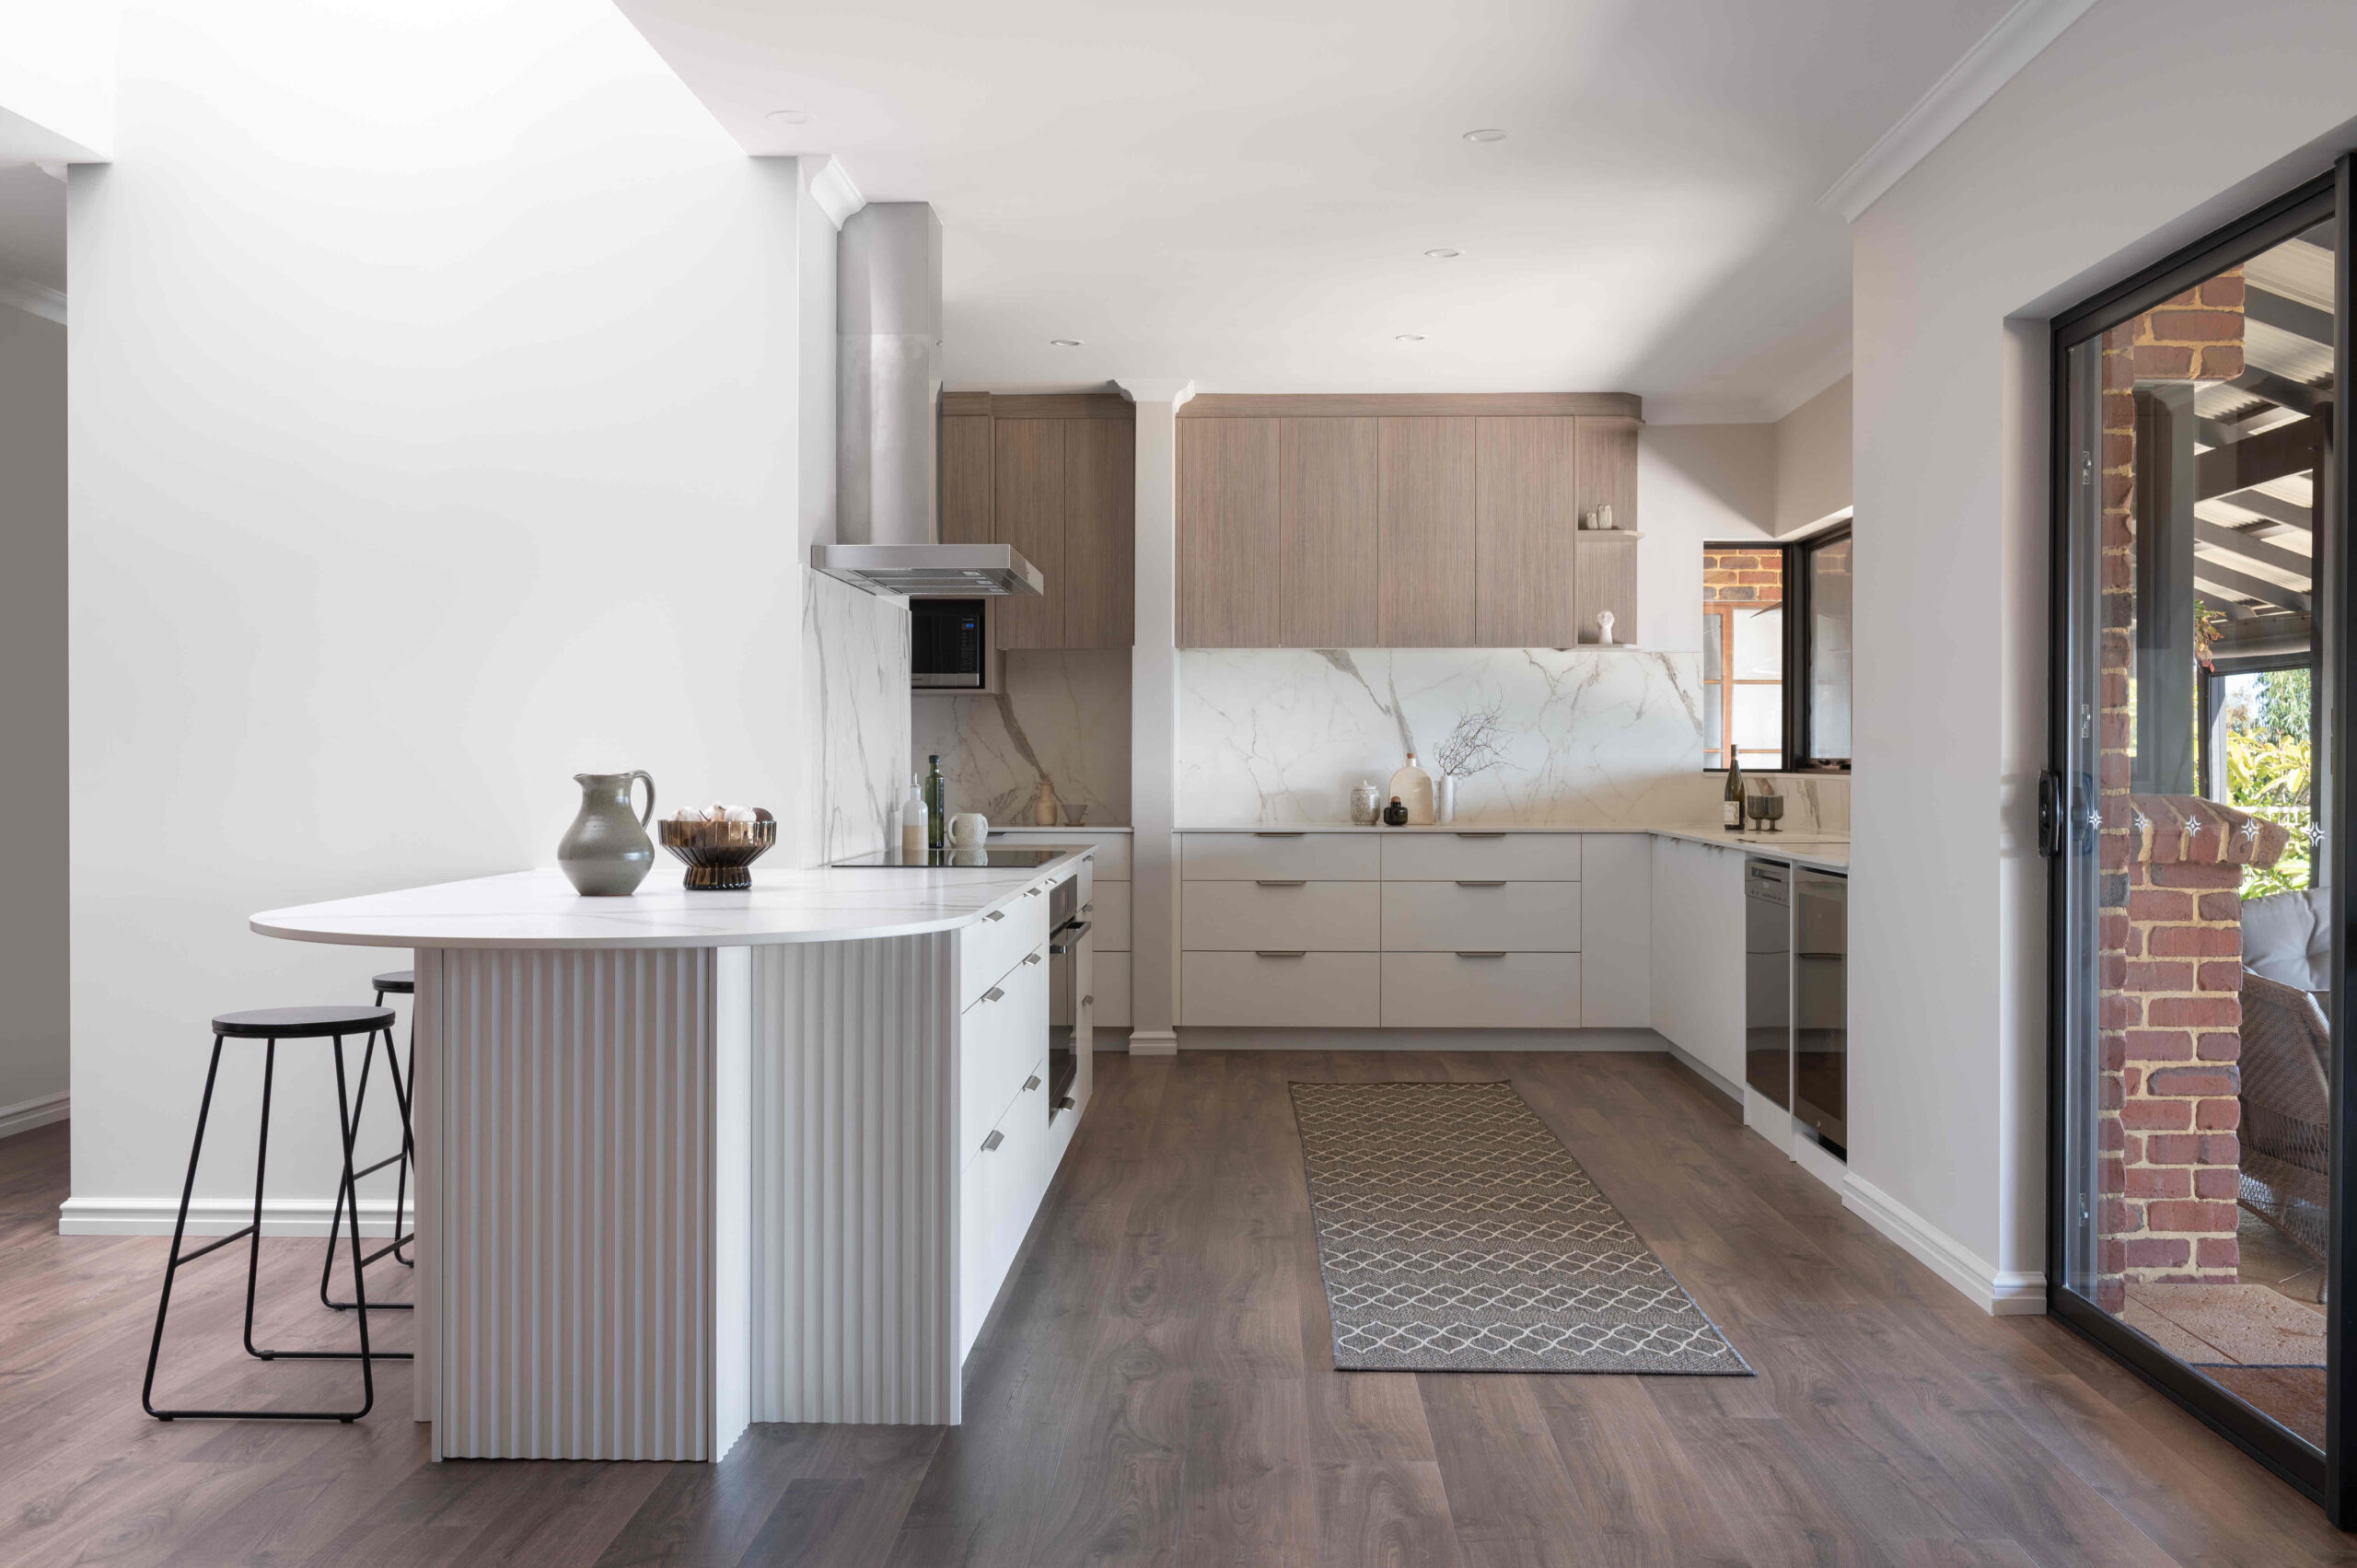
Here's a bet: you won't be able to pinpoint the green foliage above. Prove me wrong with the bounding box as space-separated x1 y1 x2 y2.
2224 676 2313 899
2255 668 2312 743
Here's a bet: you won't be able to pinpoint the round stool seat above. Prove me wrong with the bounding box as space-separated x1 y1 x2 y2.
372 970 415 996
212 1005 396 1041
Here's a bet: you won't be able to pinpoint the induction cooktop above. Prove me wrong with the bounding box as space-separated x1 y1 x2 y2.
830 847 1069 869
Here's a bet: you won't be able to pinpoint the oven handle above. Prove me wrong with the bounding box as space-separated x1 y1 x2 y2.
1049 919 1093 956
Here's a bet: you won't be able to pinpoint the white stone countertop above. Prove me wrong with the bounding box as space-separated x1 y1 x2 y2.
1175 822 1850 873
986 826 1134 835
251 853 1090 950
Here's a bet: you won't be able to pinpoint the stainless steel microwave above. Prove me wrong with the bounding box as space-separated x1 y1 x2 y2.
911 597 988 690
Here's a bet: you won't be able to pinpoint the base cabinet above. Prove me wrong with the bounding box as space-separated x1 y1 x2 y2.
1380 952 1580 1028
1649 836 1747 1086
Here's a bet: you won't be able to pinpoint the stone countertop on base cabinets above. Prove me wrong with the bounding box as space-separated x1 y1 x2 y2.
1175 822 1850 874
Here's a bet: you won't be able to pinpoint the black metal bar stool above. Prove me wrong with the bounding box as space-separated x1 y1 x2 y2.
143 1004 397 1423
319 969 418 1303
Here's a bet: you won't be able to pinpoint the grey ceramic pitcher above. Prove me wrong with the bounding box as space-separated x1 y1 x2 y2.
558 771 657 896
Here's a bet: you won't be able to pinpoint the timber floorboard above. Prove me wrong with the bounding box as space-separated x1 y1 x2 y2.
5 1053 2353 1567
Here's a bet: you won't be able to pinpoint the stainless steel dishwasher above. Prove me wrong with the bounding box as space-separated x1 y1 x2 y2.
1794 868 1847 1156
1744 858 1791 1109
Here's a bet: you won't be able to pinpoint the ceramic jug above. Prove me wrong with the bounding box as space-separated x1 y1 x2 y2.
559 771 657 896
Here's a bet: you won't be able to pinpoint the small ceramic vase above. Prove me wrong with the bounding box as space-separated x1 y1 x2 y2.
559 771 657 896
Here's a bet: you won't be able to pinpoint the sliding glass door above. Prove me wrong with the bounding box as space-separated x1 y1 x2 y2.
2048 159 2352 1515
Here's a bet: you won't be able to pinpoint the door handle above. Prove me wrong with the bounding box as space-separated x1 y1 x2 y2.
1255 950 1307 958
981 1130 1004 1153
2038 769 2062 859
1256 879 1307 887
1455 880 1506 888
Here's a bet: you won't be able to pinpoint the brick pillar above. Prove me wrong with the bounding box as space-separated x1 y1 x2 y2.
2096 796 2289 1311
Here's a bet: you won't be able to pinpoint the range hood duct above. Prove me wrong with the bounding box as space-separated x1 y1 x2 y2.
814 203 1042 598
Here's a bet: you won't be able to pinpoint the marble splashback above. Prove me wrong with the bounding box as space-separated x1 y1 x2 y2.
801 571 911 865
1178 647 1849 832
913 648 1132 828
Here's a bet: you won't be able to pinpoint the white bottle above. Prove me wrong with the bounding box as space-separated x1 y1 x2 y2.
1387 752 1436 826
901 774 929 860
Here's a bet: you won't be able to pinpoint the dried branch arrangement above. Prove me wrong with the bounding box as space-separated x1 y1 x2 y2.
1434 703 1513 779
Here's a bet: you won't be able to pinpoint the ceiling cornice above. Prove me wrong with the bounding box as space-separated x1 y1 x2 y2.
1116 377 1196 408
803 156 865 232
0 275 65 325
1817 0 2099 223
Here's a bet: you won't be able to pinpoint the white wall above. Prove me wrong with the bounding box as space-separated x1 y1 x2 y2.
1636 420 1775 656
0 303 68 1132
0 0 115 159
1773 375 1852 535
1849 0 2357 1307
65 0 836 1227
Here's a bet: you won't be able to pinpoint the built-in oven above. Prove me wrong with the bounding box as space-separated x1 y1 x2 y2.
1045 869 1087 1118
911 597 988 691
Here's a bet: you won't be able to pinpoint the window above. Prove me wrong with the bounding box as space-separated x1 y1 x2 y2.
1701 525 1852 772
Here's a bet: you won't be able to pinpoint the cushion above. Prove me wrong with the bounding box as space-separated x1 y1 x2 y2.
2241 886 2330 993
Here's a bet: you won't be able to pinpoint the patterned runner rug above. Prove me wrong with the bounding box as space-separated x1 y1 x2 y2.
1290 1080 1751 1375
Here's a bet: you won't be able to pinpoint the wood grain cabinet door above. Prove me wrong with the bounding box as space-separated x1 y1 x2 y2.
1062 416 1135 647
1178 419 1281 648
1279 417 1380 647
993 419 1065 648
1474 416 1578 647
938 412 994 545
1376 416 1478 646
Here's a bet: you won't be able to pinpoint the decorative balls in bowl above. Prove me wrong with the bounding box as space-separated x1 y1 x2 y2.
660 805 776 891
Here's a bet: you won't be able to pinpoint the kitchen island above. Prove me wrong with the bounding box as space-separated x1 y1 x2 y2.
252 854 1094 1462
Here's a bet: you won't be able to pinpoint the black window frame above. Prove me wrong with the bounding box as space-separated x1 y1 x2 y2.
1701 523 1854 773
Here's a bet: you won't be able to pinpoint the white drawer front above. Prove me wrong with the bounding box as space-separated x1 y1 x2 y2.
1182 832 1379 882
960 945 1046 1158
1181 951 1382 1027
1380 832 1582 881
1092 956 1130 1029
987 832 1132 880
959 1085 1041 1363
1182 880 1379 952
959 890 1051 1010
1084 880 1131 952
1381 952 1582 1028
1381 881 1581 953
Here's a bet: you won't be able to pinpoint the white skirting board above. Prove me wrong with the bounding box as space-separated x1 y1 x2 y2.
1841 1171 2046 1317
58 1194 409 1237
1170 1027 1671 1052
0 1091 67 1140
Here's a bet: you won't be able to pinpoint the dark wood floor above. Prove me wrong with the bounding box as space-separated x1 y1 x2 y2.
6 1050 2352 1567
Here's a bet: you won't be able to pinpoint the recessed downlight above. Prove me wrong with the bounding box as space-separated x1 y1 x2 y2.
1423 248 1462 260
1461 128 1507 143
766 109 812 124
1050 338 1083 347
1395 333 1425 343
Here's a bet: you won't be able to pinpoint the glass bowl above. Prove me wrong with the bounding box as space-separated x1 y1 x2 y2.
659 810 777 890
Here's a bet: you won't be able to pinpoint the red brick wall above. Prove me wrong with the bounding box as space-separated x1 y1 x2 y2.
2096 796 2287 1311
1702 549 1781 607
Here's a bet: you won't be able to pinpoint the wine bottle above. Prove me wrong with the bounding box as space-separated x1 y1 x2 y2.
923 755 948 852
1723 749 1746 833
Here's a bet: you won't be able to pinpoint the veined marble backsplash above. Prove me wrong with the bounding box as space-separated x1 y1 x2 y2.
800 571 911 865
1179 647 1848 832
913 649 1132 827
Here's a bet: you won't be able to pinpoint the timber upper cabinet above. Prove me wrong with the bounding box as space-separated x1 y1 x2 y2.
1175 394 1642 650
938 392 1135 649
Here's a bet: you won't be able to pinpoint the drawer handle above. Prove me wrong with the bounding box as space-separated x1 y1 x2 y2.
1026 887 1043 897
1456 950 1509 959
1255 950 1307 958
1082 994 1095 1006
1083 901 1096 912
983 986 1005 1004
1455 880 1506 888
1025 1074 1041 1092
981 1130 1004 1153
1255 878 1307 888
984 910 1005 923
1024 951 1043 966
1456 831 1507 839
1253 831 1306 838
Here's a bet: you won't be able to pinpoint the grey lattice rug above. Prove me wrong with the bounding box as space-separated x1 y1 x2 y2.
1289 1080 1751 1375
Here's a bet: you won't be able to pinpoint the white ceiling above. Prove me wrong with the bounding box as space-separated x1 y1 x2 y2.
0 162 66 296
621 0 2018 420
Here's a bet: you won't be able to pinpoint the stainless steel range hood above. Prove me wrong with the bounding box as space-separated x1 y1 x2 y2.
813 203 1042 598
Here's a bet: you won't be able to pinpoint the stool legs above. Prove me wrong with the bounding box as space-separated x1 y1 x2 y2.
316 1020 416 1333
143 1031 380 1422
